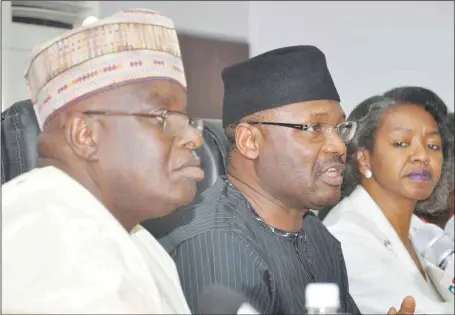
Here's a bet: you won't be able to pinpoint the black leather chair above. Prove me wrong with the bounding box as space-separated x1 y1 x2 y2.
195 118 229 195
1 99 40 184
1 100 229 199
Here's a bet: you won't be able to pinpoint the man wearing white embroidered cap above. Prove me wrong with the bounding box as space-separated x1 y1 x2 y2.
2 9 202 314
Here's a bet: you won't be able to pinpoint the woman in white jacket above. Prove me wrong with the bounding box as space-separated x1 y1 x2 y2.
323 87 454 314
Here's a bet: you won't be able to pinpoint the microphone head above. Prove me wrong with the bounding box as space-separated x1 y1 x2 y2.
305 283 340 310
200 285 259 314
445 216 454 242
412 223 454 267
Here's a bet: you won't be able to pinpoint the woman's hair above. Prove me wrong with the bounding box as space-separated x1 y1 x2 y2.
347 95 383 122
383 86 448 123
341 87 450 200
414 112 454 215
318 95 384 220
342 97 397 197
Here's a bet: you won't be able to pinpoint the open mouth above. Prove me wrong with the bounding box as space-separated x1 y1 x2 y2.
325 167 343 178
320 164 345 186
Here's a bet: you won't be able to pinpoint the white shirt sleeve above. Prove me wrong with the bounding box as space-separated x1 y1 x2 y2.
328 223 454 315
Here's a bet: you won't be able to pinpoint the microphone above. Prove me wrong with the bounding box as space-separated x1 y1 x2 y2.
413 223 454 301
305 283 340 314
199 285 260 314
445 216 454 242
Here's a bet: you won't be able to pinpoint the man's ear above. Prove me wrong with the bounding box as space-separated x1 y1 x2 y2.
356 149 371 177
64 115 99 161
235 122 261 160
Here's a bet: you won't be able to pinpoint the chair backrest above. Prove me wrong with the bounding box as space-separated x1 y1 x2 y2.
196 118 228 194
1 99 40 184
1 100 229 196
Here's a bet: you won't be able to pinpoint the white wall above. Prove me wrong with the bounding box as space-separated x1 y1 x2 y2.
99 1 249 42
3 1 453 114
249 1 454 114
1 1 249 111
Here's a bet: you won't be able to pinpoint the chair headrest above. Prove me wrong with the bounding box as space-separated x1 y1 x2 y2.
1 99 40 184
195 119 228 195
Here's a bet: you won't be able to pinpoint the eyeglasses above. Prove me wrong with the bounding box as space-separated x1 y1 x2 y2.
82 110 204 138
247 121 357 143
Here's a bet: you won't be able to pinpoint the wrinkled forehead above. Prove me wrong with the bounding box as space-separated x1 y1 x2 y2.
140 79 187 112
85 79 187 113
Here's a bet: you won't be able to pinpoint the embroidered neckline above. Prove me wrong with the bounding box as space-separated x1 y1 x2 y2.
226 179 300 239
225 178 316 281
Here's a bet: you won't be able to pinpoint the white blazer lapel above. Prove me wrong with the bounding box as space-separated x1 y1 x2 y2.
345 186 429 287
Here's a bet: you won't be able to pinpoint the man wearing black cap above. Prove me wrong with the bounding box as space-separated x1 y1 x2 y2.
152 46 415 314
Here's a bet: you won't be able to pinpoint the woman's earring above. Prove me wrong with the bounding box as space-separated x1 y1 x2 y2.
365 168 373 179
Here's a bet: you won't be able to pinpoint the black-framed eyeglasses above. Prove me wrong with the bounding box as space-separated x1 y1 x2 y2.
82 109 204 138
247 121 357 143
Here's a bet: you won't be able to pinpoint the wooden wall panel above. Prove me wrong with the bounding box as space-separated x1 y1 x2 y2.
178 33 249 119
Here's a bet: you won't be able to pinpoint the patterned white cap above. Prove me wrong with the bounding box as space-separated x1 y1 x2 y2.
25 9 186 130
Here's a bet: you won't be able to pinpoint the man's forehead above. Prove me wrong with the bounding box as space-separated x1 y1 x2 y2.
309 110 346 120
78 79 187 111
126 80 187 112
270 100 345 120
150 80 186 97
141 80 187 111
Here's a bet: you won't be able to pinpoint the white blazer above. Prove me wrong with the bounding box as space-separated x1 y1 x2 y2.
323 185 454 314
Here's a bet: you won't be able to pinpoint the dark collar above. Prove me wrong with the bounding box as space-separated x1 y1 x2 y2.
225 177 315 239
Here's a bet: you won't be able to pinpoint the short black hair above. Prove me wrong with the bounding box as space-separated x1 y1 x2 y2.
320 89 451 221
383 86 448 125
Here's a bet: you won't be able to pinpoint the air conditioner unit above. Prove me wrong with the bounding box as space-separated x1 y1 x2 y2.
11 0 96 29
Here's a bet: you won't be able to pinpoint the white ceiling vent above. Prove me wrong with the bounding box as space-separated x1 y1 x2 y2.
11 1 94 29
